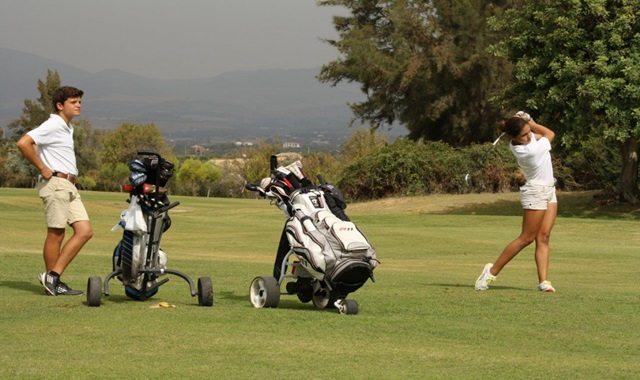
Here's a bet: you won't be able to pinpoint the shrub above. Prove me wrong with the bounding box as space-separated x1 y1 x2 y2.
337 138 523 201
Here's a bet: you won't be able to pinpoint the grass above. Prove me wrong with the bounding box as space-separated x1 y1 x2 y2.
0 188 639 379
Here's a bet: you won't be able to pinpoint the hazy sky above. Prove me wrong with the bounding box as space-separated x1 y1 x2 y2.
0 0 345 79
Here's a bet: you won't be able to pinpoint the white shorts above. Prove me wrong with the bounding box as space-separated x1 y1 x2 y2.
519 180 557 210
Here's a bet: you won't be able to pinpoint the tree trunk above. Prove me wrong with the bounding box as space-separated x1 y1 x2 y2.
617 137 639 204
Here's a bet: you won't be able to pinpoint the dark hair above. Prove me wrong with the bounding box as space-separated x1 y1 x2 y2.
499 117 528 138
52 86 84 111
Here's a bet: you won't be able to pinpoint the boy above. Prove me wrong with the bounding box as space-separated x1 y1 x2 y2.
16 86 93 296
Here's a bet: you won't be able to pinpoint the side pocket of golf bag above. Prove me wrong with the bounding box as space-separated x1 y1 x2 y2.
112 231 158 301
285 211 329 279
318 212 378 295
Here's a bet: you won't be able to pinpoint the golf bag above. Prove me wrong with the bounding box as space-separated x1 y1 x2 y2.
112 153 176 300
248 157 378 301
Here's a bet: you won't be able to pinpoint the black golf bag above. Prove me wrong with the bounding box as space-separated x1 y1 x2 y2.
112 152 177 300
86 152 213 307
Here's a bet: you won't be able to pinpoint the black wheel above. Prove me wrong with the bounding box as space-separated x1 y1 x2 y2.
87 276 102 307
339 299 359 315
124 284 158 301
197 277 214 307
285 281 297 295
297 290 313 303
312 286 338 309
249 276 280 308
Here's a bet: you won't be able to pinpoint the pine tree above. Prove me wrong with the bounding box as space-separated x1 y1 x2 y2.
317 0 511 146
7 69 61 141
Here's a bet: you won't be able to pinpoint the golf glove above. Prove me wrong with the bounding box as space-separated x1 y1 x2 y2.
515 111 532 122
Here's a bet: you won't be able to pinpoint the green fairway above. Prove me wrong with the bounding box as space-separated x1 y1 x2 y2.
0 188 638 379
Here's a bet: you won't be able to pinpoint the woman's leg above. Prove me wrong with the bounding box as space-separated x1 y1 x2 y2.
534 202 557 282
490 209 546 276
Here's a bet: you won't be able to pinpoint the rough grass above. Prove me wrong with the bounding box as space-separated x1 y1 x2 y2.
0 188 638 379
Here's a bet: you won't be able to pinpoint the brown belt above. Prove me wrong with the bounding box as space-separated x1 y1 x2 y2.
53 171 77 183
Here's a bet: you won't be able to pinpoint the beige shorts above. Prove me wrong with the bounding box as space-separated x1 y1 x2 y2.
38 177 89 228
519 181 557 210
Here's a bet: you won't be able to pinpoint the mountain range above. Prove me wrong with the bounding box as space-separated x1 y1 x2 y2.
1 47 396 145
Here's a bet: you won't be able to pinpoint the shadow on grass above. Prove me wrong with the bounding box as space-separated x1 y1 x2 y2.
440 191 640 220
0 280 43 294
216 290 247 302
427 282 526 291
216 290 343 313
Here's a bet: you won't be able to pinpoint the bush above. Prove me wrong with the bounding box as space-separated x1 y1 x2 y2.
337 138 522 201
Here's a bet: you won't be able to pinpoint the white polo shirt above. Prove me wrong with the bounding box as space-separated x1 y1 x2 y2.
510 132 554 183
27 114 78 175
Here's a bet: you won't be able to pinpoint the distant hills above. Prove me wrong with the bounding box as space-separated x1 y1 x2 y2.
1 47 402 145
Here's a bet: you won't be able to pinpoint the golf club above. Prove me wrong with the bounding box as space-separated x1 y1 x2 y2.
464 132 506 186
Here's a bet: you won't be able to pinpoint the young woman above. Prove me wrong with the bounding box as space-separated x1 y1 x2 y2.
475 111 558 292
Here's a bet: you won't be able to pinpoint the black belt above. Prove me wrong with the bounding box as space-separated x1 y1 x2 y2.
52 171 77 183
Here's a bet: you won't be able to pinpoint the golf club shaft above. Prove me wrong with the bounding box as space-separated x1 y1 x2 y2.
464 132 506 184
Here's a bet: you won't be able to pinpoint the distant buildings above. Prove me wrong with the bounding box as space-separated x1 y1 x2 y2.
190 145 207 155
282 142 301 149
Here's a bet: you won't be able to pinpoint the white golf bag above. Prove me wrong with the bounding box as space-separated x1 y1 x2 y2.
246 156 378 314
284 187 378 295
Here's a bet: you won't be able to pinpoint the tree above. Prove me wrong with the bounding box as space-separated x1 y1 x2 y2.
230 140 282 185
177 158 222 197
317 0 511 146
490 0 640 203
70 118 105 189
340 127 388 164
7 69 60 141
4 70 103 187
99 162 130 192
101 122 175 166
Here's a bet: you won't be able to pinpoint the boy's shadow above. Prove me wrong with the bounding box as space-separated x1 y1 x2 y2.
0 280 44 294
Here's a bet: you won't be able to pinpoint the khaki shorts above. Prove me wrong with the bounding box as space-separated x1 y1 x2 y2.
38 177 89 228
519 181 557 211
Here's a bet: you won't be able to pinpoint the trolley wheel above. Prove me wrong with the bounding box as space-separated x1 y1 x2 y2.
312 287 338 309
197 277 214 307
285 281 297 295
87 276 102 307
249 276 280 308
297 290 313 303
337 299 359 315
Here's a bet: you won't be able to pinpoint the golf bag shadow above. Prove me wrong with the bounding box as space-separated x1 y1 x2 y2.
86 151 213 307
245 155 379 315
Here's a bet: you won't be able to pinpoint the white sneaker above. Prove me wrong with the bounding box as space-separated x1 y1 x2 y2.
475 263 496 290
538 280 556 292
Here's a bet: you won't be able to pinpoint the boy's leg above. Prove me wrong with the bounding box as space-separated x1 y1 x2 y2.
43 228 65 271
51 220 92 276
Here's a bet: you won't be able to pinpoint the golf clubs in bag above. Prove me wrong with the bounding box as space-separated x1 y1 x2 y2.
245 155 379 315
86 151 213 307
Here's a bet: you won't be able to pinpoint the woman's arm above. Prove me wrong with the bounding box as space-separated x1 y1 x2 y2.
528 120 555 143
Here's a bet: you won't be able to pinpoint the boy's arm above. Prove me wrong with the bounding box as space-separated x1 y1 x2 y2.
16 135 54 179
